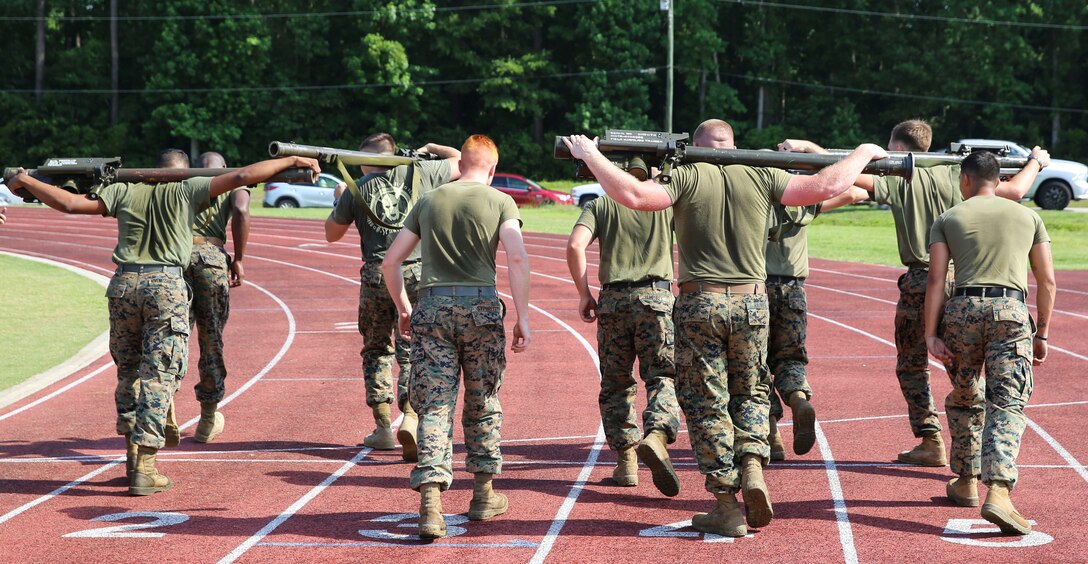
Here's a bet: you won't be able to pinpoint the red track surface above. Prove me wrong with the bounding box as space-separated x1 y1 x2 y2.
1 207 1086 563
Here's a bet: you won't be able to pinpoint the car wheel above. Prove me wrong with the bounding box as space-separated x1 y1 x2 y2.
1033 180 1071 210
578 194 598 208
276 198 300 209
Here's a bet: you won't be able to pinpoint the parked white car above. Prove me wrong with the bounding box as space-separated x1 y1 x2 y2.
956 139 1088 210
571 182 605 208
262 173 346 208
0 183 26 205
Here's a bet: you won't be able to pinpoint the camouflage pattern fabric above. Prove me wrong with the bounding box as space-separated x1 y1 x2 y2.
674 292 772 494
107 271 190 449
596 287 680 450
941 297 1034 489
359 261 421 409
185 242 231 404
766 279 813 420
895 267 953 437
409 296 506 491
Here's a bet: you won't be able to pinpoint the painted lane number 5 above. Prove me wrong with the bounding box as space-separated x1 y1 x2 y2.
65 512 189 538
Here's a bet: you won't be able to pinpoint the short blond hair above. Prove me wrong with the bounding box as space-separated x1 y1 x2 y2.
461 134 499 168
890 120 932 152
693 119 735 148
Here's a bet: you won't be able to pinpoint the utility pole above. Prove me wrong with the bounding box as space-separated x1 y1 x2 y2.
662 0 674 133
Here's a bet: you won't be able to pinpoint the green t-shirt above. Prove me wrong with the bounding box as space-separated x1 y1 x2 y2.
330 160 451 262
575 196 674 285
765 204 820 278
930 195 1049 295
402 181 521 289
873 165 962 269
193 187 250 241
97 178 213 267
663 163 791 284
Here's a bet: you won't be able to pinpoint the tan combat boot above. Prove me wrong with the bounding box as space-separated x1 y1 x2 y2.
193 402 225 443
636 429 680 497
691 492 747 537
129 445 172 496
897 432 948 467
360 403 396 450
398 402 418 462
467 473 509 521
418 483 446 539
788 391 816 455
981 482 1032 535
124 433 138 477
164 401 181 447
769 418 786 462
612 446 638 487
946 476 979 507
740 454 773 528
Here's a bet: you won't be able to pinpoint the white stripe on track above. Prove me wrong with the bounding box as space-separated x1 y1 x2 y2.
217 446 377 564
814 420 858 564
0 362 114 422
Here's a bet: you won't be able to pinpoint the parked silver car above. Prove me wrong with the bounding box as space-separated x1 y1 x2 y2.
571 182 605 208
262 173 345 208
956 139 1088 210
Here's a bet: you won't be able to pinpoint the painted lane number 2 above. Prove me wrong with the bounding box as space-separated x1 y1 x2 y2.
639 520 753 543
65 512 189 538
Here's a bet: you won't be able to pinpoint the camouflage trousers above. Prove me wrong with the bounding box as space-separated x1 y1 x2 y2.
941 297 1034 489
895 267 953 437
185 243 231 404
408 295 506 491
596 286 680 451
107 270 190 449
674 291 771 494
766 279 813 420
359 261 420 409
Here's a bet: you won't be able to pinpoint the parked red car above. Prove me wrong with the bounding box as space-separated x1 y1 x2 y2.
491 173 574 206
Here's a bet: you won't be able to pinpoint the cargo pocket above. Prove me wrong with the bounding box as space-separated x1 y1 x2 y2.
638 292 674 314
746 300 769 327
788 287 807 311
197 246 228 269
677 299 712 325
105 276 129 299
411 306 438 325
157 314 191 377
472 304 503 327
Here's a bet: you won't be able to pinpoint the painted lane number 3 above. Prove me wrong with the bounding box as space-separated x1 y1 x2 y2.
65 512 189 539
941 519 1053 548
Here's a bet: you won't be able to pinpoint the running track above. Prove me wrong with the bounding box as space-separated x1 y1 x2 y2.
1 207 1086 563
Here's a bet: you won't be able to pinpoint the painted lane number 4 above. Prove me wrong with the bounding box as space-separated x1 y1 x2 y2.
65 512 190 538
941 519 1053 548
359 513 469 540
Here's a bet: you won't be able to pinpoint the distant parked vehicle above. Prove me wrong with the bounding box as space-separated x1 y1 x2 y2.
262 173 345 208
0 183 25 205
570 183 606 208
954 139 1088 210
491 173 574 206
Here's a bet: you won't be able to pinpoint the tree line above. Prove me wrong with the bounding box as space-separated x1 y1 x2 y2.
2 0 1085 179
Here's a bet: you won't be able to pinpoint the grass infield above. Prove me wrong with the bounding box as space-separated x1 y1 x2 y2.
0 253 107 391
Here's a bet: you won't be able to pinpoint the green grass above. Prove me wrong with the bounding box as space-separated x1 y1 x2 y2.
0 254 108 391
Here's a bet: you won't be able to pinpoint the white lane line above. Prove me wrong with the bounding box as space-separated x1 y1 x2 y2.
810 312 1088 486
527 300 605 564
217 446 376 564
0 281 296 528
0 362 114 422
814 419 858 564
260 378 363 381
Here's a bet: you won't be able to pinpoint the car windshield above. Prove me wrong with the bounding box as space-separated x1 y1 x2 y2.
1006 143 1030 157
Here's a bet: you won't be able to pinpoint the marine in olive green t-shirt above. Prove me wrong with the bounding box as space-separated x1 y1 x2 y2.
401 180 521 288
930 195 1049 295
194 187 250 241
575 196 674 285
97 178 213 267
872 165 962 269
331 160 452 262
765 204 820 279
663 163 792 284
